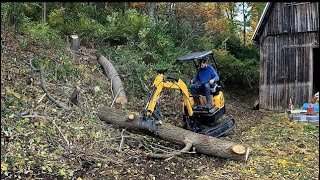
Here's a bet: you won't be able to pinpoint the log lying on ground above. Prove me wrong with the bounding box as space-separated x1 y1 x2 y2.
97 106 250 161
97 55 127 104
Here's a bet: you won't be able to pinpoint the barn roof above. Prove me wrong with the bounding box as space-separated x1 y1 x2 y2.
251 3 274 43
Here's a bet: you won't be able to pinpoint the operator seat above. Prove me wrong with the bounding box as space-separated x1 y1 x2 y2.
210 83 221 96
197 83 221 96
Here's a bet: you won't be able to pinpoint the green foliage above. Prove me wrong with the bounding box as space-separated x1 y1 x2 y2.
18 38 29 50
214 49 259 90
3 2 261 99
48 6 107 44
47 7 65 32
100 47 152 101
32 54 80 81
1 3 31 27
224 34 259 60
105 9 150 40
137 24 176 63
21 3 42 22
165 16 208 50
56 57 80 79
1 3 11 24
2 2 261 96
21 20 63 48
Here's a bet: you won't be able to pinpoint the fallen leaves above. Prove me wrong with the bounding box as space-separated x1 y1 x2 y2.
277 159 289 167
207 114 319 179
5 87 21 99
1 162 8 172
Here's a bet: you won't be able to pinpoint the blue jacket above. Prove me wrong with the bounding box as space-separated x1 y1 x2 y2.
192 65 219 85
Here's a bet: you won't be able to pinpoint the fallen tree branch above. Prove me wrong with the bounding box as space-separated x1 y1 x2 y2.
37 93 47 104
119 129 126 151
20 109 30 116
21 114 46 118
40 66 71 110
147 140 193 159
52 119 70 147
24 58 40 72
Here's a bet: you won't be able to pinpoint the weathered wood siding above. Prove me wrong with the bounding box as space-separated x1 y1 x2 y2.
259 2 319 111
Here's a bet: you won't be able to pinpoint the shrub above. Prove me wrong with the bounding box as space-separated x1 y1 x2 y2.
48 6 107 45
213 49 259 91
21 20 64 48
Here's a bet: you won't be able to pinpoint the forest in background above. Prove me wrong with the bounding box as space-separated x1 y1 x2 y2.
1 2 265 99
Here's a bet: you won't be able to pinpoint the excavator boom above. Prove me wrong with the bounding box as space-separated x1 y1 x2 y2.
145 74 194 117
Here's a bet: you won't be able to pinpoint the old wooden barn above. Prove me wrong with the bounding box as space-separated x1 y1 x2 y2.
252 2 319 111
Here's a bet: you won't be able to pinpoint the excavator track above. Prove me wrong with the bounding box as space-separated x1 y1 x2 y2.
201 118 236 137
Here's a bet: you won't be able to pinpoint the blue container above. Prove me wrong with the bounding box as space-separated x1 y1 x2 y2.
302 103 319 112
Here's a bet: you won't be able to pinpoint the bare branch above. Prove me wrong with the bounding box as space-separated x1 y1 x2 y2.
21 115 46 118
52 119 70 147
119 129 126 151
24 58 40 72
37 93 47 104
147 141 193 159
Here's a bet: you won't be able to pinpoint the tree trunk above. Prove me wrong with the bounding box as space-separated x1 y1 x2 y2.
242 2 246 45
97 55 128 104
97 106 250 161
147 2 157 18
58 2 64 7
42 2 46 23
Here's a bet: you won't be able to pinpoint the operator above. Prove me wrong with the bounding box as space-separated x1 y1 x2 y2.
190 58 219 109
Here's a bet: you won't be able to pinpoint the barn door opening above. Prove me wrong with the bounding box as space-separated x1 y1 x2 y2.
313 47 319 94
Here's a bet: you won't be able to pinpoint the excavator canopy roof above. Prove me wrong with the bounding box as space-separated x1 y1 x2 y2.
176 51 213 62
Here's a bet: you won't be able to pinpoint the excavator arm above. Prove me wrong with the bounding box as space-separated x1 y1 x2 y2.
144 74 194 117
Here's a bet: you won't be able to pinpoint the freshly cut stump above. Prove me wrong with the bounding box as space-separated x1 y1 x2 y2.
127 114 135 121
70 35 80 51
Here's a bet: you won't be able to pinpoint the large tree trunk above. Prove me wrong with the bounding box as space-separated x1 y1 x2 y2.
42 2 46 23
98 55 127 104
97 106 250 161
147 2 157 18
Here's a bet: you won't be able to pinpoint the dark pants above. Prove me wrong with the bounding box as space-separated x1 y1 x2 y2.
190 82 212 106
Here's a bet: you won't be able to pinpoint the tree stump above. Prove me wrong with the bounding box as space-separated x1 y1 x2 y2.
70 35 80 51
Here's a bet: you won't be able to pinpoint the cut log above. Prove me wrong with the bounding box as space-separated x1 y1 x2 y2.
97 55 127 104
97 106 250 161
231 144 246 154
127 114 135 121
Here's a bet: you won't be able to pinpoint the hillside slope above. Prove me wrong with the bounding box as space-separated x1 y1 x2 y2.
1 31 318 179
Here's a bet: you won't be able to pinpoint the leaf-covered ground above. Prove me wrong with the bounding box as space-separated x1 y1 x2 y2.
1 31 319 179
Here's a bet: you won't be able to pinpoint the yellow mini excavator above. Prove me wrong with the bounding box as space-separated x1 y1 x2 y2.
138 51 236 137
